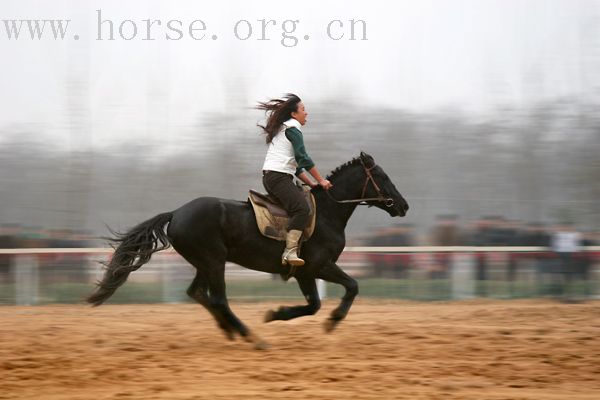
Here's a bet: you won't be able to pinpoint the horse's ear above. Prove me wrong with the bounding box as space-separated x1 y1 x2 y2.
360 151 375 167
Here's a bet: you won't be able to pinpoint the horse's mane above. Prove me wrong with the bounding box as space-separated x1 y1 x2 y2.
326 156 362 180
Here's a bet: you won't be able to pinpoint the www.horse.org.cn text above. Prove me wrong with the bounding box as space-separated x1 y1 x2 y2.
1 10 368 47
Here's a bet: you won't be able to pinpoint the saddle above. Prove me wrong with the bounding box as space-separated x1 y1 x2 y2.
248 188 317 242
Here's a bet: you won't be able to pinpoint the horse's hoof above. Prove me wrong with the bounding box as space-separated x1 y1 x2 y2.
323 318 338 333
264 309 276 323
245 332 269 350
224 330 236 341
254 341 270 351
218 324 236 341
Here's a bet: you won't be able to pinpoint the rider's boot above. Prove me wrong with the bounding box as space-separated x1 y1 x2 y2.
282 229 305 266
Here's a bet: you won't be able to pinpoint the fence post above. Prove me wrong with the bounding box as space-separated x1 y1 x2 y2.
15 255 39 305
317 279 327 299
161 255 180 304
451 252 475 299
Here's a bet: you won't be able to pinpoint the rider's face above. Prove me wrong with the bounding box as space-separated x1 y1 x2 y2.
291 102 308 125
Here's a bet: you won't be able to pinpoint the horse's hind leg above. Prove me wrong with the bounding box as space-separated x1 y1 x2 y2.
317 263 359 333
186 269 235 340
204 263 269 350
264 277 321 322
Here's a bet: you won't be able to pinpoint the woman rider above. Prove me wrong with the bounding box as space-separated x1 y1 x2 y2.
257 94 333 267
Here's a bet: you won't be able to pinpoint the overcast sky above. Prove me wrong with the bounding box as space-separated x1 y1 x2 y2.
1 0 599 149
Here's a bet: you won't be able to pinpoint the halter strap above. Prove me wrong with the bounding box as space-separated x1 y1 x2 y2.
325 159 395 207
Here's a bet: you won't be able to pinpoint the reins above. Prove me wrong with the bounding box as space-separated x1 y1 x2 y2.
324 159 395 207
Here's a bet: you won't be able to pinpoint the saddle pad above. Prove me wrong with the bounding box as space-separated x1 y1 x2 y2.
248 190 316 242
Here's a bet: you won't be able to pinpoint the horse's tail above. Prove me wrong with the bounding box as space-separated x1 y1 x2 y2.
86 212 173 306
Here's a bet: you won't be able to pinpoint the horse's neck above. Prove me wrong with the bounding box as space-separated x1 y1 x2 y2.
314 166 364 230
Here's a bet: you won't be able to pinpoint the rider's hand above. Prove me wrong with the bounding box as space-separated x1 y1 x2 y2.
319 179 333 190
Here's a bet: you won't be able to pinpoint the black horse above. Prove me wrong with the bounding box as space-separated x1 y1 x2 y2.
87 152 408 348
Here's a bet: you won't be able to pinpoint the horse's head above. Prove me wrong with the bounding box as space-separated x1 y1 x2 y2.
358 152 409 217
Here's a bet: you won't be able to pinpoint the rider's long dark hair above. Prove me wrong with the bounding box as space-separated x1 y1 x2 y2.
256 93 302 144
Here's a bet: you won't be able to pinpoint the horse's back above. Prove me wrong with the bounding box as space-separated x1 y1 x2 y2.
167 196 249 244
167 195 283 271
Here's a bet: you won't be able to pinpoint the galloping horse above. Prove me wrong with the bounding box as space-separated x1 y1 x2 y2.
87 152 409 348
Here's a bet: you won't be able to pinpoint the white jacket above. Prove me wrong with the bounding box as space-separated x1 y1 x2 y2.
262 118 303 176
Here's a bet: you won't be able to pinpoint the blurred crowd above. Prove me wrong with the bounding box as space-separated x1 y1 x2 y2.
360 215 598 300
0 224 96 285
0 224 93 249
1 217 597 249
0 218 597 302
362 215 598 248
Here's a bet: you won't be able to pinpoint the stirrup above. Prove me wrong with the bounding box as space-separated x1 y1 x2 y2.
282 247 305 267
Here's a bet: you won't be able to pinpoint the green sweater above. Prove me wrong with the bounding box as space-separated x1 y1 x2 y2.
285 127 315 175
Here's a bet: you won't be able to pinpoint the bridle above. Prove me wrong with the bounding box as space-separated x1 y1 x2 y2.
325 159 395 207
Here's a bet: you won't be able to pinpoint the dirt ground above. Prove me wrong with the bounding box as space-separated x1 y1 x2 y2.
1 299 599 400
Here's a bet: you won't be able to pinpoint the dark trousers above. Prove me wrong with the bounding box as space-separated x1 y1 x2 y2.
262 170 310 231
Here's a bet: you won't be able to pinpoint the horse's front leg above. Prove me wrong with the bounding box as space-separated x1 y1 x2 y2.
264 277 321 322
317 263 358 332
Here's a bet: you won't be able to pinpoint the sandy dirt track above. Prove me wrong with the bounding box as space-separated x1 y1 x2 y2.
1 299 599 400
